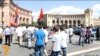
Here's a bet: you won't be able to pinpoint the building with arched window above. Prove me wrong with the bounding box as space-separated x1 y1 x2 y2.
0 0 32 26
43 9 100 27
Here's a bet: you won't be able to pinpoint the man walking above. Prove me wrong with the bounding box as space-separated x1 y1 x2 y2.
78 26 86 46
23 25 32 48
43 26 49 56
16 25 23 46
69 26 73 43
96 27 100 40
33 25 45 56
50 26 61 56
60 25 68 56
10 26 15 43
4 26 12 46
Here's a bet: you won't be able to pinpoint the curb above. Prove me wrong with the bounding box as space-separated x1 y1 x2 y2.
67 46 100 56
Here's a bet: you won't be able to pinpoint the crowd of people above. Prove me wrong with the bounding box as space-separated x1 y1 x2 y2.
0 24 100 56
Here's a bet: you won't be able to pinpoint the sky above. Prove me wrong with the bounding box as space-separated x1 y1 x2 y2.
13 0 100 22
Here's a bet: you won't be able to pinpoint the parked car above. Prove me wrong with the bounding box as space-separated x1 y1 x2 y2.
91 28 96 37
73 27 81 35
73 27 97 37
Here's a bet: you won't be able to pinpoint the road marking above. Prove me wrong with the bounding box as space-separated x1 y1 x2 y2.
93 42 100 44
67 46 100 56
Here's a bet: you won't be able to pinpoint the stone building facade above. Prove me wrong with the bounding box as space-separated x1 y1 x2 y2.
44 9 100 27
0 0 32 26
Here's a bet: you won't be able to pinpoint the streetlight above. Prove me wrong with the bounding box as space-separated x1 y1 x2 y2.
56 14 61 26
0 0 4 28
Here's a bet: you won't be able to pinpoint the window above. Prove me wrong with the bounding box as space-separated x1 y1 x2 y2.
73 20 76 24
69 20 72 24
61 20 63 24
77 20 81 26
52 20 55 24
65 20 67 24
73 25 76 27
26 18 29 24
23 18 25 23
20 17 22 20
23 18 25 21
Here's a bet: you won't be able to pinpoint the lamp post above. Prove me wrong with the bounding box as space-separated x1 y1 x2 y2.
56 14 61 26
0 0 4 28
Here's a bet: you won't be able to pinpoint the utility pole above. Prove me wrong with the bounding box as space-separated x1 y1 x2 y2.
0 0 4 28
56 14 61 26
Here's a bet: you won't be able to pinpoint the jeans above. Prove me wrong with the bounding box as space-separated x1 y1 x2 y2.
5 35 11 46
78 35 85 46
50 51 60 56
69 35 73 43
35 46 44 56
61 48 67 56
86 36 90 44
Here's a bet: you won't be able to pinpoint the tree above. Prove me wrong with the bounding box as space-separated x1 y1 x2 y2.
42 21 46 27
32 22 37 26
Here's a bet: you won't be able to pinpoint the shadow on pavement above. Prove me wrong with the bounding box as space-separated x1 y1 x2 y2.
29 53 35 56
71 42 79 45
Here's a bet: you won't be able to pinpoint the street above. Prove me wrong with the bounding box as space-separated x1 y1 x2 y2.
0 35 100 56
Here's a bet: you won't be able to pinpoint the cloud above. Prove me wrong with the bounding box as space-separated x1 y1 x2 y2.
46 6 84 14
33 6 84 22
32 11 39 22
92 4 100 18
32 4 100 22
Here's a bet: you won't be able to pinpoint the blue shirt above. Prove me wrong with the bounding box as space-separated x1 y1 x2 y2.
35 29 45 46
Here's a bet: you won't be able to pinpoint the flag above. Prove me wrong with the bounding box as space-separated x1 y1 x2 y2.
38 8 44 21
15 7 19 23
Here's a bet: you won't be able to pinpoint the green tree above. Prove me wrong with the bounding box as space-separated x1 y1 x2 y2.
32 22 37 26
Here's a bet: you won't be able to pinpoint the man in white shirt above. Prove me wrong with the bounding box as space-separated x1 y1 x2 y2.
23 26 32 48
3 26 12 46
51 26 61 56
69 26 73 43
43 26 49 56
60 25 68 56
16 25 23 46
10 26 15 43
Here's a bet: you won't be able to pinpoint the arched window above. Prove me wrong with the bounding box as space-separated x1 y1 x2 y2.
77 20 81 26
57 20 59 23
23 18 25 21
73 20 76 24
23 18 25 23
19 17 22 20
27 18 29 21
52 20 55 24
19 17 22 24
65 20 67 24
69 20 72 24
61 20 63 24
26 18 29 24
